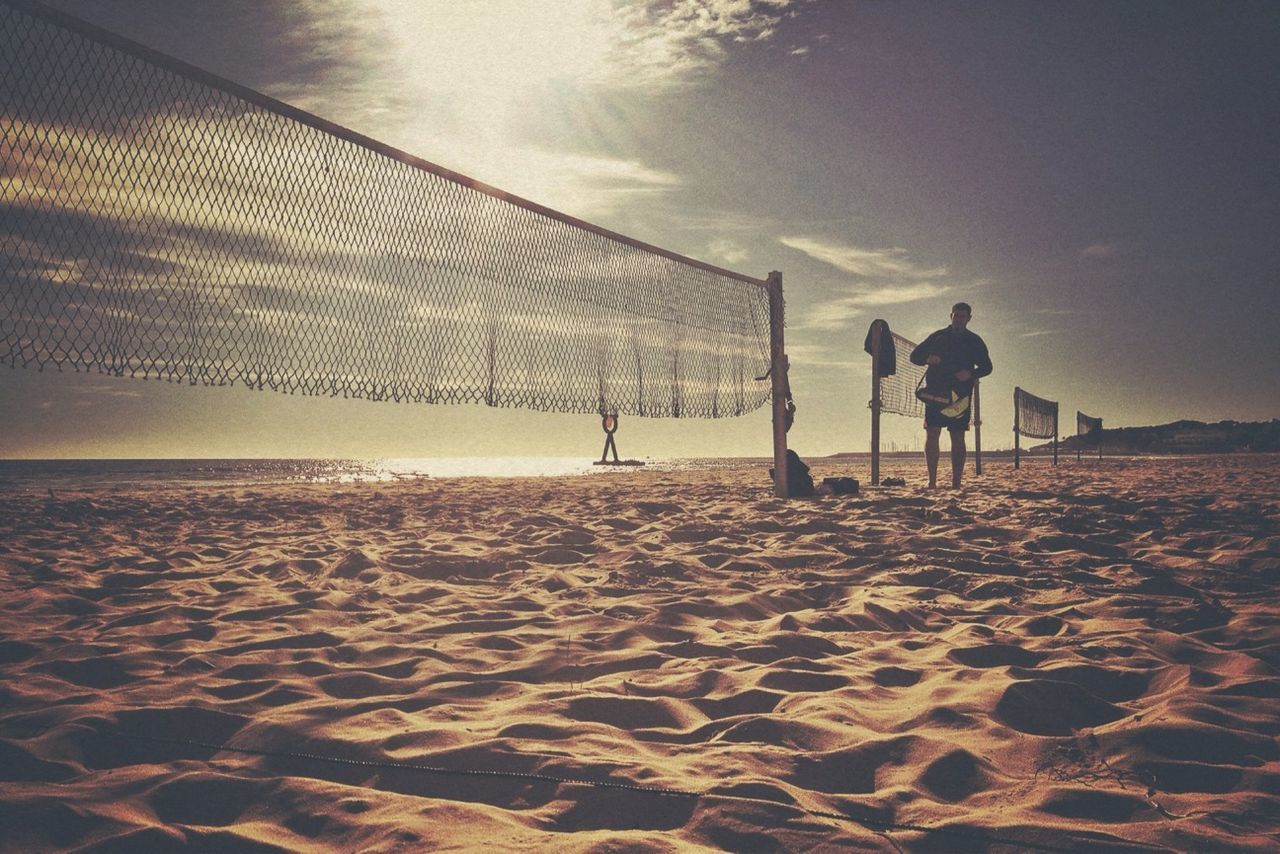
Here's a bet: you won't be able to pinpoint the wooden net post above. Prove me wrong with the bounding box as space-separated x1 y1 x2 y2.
1013 387 1021 470
767 271 789 499
1053 406 1059 466
869 322 883 486
973 379 982 476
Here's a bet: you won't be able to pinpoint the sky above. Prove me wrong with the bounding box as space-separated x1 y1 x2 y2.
3 0 1279 461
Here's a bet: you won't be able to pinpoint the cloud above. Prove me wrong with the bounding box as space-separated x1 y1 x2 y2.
1080 242 1118 260
781 236 956 330
615 0 799 66
780 237 948 279
1020 329 1064 338
274 1 803 107
708 238 749 265
783 342 861 370
262 1 806 219
803 283 953 330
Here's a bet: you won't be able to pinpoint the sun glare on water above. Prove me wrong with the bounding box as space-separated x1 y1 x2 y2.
368 457 612 480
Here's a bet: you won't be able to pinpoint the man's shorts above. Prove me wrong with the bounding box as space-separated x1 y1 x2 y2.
924 402 971 432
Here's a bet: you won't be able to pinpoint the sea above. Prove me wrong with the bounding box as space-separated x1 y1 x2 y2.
0 457 768 493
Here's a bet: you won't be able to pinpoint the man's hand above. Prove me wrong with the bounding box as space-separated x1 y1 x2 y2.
926 355 941 366
955 369 972 381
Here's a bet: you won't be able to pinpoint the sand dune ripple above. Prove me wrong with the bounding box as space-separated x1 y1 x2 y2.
2 455 1279 850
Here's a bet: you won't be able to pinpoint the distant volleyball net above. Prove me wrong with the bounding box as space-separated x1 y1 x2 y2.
864 319 981 484
0 0 775 421
1013 386 1059 468
1077 411 1103 460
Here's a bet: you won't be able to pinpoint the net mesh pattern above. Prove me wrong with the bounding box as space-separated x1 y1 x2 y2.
878 332 925 419
0 1 771 418
1077 411 1102 439
1015 387 1058 439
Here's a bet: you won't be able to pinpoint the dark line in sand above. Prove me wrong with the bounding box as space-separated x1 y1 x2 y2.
106 729 1108 852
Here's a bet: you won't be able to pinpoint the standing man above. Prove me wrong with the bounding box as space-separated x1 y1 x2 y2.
910 303 992 489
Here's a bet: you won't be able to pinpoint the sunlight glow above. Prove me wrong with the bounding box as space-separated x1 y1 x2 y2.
372 0 618 98
272 1 795 216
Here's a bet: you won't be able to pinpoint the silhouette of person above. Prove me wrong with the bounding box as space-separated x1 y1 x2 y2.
909 302 992 488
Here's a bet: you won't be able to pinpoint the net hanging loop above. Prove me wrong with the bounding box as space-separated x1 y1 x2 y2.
593 412 644 467
601 412 619 463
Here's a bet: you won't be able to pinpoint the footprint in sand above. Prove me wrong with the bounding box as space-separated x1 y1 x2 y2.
948 643 1048 669
918 748 999 802
0 640 40 664
150 772 273 827
1037 787 1157 823
73 707 250 770
0 740 78 783
564 695 701 731
995 679 1128 736
873 666 922 687
35 656 145 689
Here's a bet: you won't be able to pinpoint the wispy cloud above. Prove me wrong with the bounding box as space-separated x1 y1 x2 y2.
781 236 955 330
802 284 953 331
1080 242 1118 260
781 237 948 279
612 0 801 82
784 342 861 370
1020 329 1064 338
708 238 749 265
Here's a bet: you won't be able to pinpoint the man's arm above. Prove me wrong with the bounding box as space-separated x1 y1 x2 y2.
909 331 940 366
972 337 992 379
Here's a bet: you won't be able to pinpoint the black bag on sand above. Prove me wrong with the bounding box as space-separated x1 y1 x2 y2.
770 449 815 497
823 476 859 495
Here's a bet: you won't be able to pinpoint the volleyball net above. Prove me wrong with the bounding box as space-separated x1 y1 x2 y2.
0 0 773 420
878 331 927 421
1014 386 1058 467
1077 410 1103 460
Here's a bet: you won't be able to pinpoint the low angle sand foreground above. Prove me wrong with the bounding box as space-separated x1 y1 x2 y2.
2 454 1278 851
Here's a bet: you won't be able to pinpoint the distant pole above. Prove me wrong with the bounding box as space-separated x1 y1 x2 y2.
1053 407 1059 466
973 379 982 476
1014 387 1021 470
767 271 789 499
869 322 882 486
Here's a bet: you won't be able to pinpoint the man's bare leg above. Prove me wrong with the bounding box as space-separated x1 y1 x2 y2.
925 425 942 488
950 428 967 488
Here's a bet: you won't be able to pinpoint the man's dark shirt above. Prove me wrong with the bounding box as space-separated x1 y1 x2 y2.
909 327 992 396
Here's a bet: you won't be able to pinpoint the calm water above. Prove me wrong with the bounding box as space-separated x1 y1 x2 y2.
0 456 766 492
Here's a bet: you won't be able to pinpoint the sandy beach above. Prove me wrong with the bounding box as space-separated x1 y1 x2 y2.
1 454 1278 852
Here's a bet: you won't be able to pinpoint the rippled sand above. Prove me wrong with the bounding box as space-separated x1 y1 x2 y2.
2 455 1278 851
